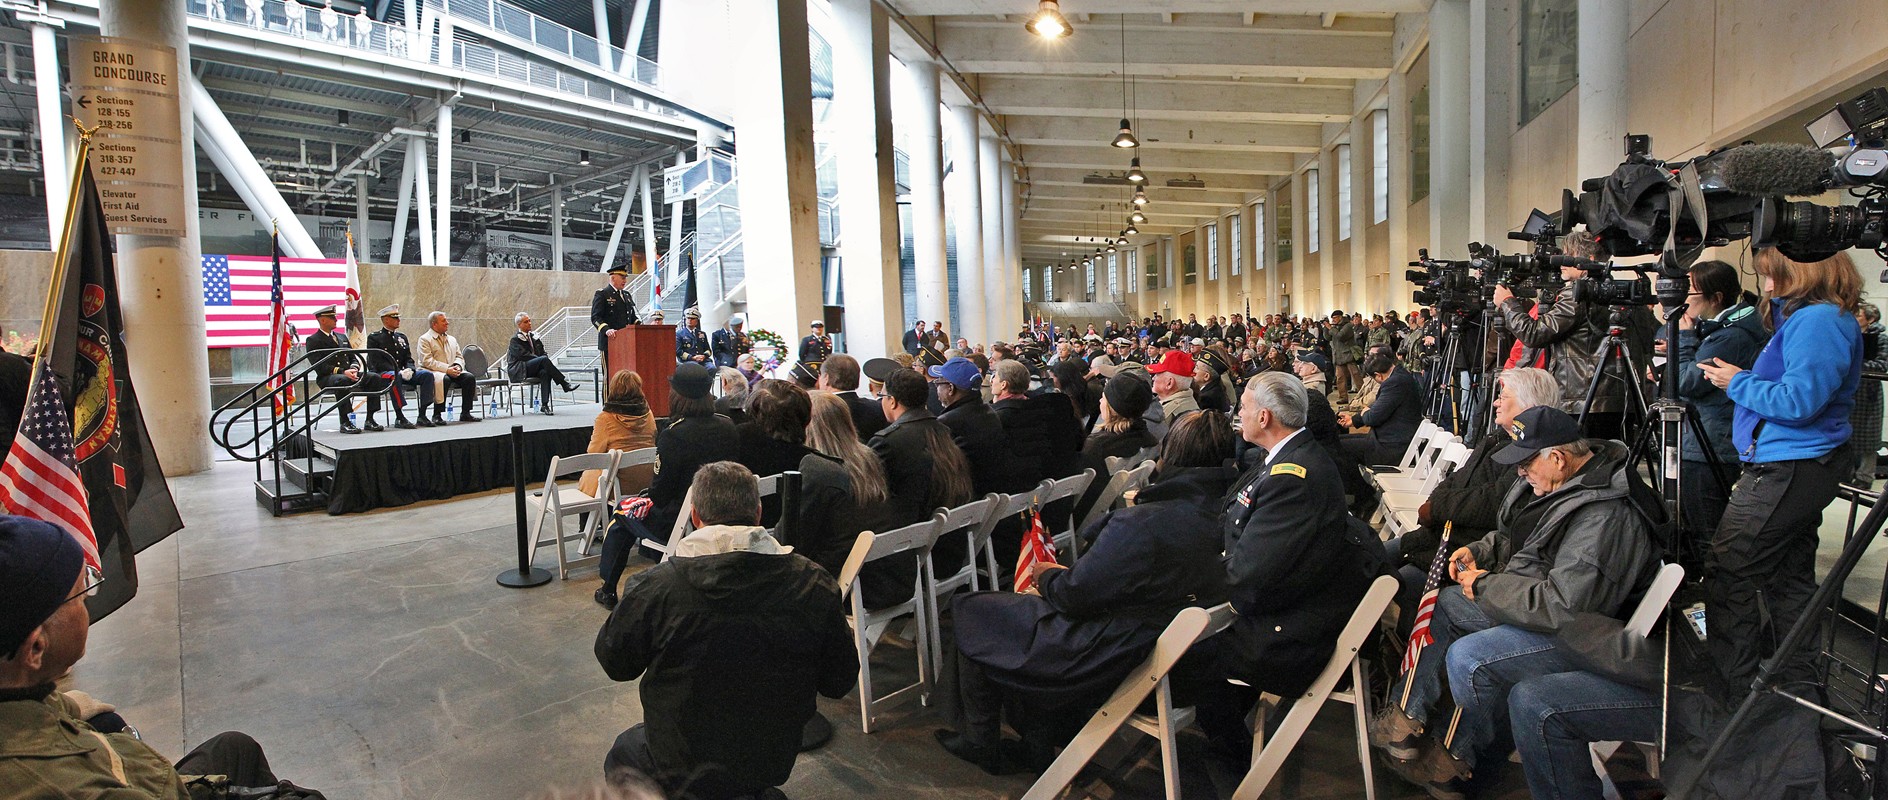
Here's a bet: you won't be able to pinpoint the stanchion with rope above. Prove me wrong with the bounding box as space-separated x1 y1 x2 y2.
497 424 552 588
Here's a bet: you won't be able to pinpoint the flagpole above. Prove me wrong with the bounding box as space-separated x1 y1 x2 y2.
28 120 98 380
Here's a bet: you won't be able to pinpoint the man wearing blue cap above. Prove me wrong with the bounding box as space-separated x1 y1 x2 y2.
0 515 285 797
930 357 1009 498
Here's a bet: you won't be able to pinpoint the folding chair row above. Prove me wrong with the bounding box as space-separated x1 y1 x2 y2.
528 447 659 579
1372 426 1460 495
1376 441 1472 537
1071 461 1157 559
643 472 783 563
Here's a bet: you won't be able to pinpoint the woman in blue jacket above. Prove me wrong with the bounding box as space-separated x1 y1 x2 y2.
1673 260 1767 555
1698 248 1863 696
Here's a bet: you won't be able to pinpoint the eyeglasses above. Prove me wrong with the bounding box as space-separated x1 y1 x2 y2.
63 568 104 605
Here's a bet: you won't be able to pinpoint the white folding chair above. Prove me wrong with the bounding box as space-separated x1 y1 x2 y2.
1076 460 1158 540
940 487 1041 603
1373 419 1440 476
582 447 658 553
1232 575 1400 800
1592 563 1685 797
1020 603 1239 800
835 514 944 733
921 495 1001 677
1373 428 1458 495
1041 468 1098 562
646 472 782 563
1379 441 1473 536
528 451 620 579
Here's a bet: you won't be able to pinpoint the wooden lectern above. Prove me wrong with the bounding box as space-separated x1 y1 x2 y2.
607 324 677 417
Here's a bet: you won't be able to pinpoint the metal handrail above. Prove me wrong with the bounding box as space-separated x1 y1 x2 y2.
209 348 395 463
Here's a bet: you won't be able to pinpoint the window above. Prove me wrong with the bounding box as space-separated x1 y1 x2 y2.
1410 83 1430 203
1044 265 1053 297
1230 214 1242 276
1183 244 1197 285
1206 224 1220 280
1306 169 1321 254
1108 253 1119 298
1085 260 1096 298
1253 203 1266 270
1023 267 1033 302
1519 0 1578 125
1336 145 1353 241
1145 248 1158 291
1276 192 1293 263
1372 109 1390 224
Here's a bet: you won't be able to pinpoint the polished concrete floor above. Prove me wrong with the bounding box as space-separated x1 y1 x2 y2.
69 460 1562 799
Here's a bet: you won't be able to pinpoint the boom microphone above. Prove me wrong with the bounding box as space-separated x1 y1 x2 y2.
1721 142 1836 197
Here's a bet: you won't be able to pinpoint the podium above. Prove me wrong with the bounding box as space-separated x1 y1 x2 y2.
607 324 677 416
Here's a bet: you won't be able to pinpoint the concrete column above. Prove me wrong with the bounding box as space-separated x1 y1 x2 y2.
1577 0 1630 182
390 143 413 264
831 0 900 357
1428 0 1470 259
1194 223 1209 319
412 136 434 265
434 102 452 265
355 176 370 260
1002 156 1023 336
1290 174 1307 317
550 184 565 272
1215 215 1231 319
1162 237 1177 318
639 170 657 305
99 0 210 474
600 175 636 275
978 128 1003 348
1262 196 1280 315
1350 142 1370 313
25 14 65 247
730 0 822 336
1470 0 1515 246
948 104 984 346
1317 150 1337 315
1387 69 1412 314
906 61 948 328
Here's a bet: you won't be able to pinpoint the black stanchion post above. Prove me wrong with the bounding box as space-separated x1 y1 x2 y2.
497 423 552 588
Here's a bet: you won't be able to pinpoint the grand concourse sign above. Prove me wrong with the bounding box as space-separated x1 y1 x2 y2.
69 35 186 238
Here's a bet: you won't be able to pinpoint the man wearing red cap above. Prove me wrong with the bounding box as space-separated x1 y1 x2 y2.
1144 349 1200 440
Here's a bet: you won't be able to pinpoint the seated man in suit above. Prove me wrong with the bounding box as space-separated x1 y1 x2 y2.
508 312 576 415
305 305 392 433
1338 352 1424 466
815 354 886 444
417 311 480 424
365 304 433 428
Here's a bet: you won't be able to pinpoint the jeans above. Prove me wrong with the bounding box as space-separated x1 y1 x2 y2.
1442 624 1579 770
599 514 656 592
1508 671 1660 800
1390 586 1494 726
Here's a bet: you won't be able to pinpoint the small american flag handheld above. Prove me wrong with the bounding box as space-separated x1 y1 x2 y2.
1013 505 1059 593
1402 521 1453 674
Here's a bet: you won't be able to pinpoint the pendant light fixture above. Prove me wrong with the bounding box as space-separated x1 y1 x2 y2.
1116 232 1130 246
1127 157 1146 183
1130 209 1147 224
1110 16 1138 148
1132 187 1149 207
1024 0 1072 39
1125 223 1140 236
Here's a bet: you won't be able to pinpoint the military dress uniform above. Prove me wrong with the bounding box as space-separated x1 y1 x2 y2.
676 321 713 365
711 323 750 368
365 304 432 427
305 309 390 433
799 324 833 367
591 269 639 374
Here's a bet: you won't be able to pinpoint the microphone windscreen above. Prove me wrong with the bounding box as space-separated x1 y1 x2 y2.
1721 143 1834 197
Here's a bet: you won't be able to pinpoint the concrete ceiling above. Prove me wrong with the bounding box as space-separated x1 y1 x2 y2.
901 5 1400 265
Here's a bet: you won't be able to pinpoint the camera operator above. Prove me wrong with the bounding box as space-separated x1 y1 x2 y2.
1490 231 1657 440
1696 248 1864 698
1850 302 1886 486
1671 260 1766 548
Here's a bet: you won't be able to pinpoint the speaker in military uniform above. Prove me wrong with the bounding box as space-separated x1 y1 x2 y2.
364 304 430 428
591 265 639 374
306 306 391 434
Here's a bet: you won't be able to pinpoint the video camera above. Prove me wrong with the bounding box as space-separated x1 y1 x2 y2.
1406 249 1483 315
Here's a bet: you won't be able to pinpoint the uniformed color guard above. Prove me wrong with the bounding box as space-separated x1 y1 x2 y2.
798 320 832 367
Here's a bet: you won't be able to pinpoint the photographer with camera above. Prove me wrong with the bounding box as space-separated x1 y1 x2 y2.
1697 248 1864 698
1491 231 1657 440
1671 260 1767 547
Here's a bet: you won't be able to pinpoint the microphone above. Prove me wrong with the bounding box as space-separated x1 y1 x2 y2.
1721 143 1835 197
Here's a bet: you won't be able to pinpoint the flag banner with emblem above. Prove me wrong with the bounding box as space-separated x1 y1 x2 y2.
343 230 365 349
1 148 182 620
1013 508 1058 594
1402 521 1454 674
201 253 347 348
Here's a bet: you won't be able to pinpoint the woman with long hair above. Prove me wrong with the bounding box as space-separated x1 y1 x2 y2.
1697 247 1863 696
799 392 907 608
1672 259 1766 554
580 370 658 499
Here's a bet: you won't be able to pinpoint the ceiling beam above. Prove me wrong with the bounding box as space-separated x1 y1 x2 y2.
934 19 1392 80
982 76 1353 124
1004 117 1322 154
1028 195 1235 213
1021 145 1295 175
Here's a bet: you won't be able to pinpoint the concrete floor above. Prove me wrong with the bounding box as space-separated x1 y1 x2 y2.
69 459 1525 800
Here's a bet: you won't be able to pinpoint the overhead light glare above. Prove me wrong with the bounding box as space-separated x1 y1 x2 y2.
1112 119 1139 149
1126 157 1146 183
1024 0 1072 39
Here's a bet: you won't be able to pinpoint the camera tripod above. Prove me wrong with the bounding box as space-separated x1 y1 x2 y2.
1423 310 1489 436
1574 306 1656 440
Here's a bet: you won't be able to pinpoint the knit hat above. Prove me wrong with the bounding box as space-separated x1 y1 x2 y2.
1103 372 1154 420
671 362 715 400
0 515 85 657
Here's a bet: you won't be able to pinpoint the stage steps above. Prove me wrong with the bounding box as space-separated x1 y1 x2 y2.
257 444 336 517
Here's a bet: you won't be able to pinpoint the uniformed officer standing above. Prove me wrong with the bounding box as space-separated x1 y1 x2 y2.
798 320 833 367
711 314 750 367
676 308 713 365
364 304 432 428
591 265 639 375
306 305 392 434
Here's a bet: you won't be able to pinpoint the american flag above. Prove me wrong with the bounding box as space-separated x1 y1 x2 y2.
1013 508 1059 593
201 253 348 348
0 359 100 572
1402 521 1454 674
264 235 294 413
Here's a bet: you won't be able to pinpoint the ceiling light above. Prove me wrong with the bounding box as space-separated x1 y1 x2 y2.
1106 242 1117 253
1112 119 1139 149
1116 234 1129 246
1132 188 1149 206
578 150 591 166
1130 210 1147 224
1126 158 1146 183
1125 223 1139 235
460 129 471 144
336 109 350 127
1024 0 1072 39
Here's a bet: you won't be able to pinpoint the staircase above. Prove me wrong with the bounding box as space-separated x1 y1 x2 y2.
209 348 392 515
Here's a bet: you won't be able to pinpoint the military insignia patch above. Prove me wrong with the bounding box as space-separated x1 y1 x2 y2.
1270 463 1307 479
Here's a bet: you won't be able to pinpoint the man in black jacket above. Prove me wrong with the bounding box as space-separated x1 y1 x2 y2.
305 306 391 433
902 320 927 356
597 462 856 800
930 357 1009 496
507 312 576 414
990 359 1081 491
868 368 967 529
365 305 433 428
815 354 885 444
1338 353 1424 466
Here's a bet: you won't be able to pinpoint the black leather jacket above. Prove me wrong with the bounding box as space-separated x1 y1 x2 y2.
1498 283 1656 415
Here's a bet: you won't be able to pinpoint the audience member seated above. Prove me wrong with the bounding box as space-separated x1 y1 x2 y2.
935 412 1237 775
1193 358 1230 413
581 370 658 500
868 367 973 532
0 515 292 797
509 311 578 414
714 367 752 427
794 392 904 609
306 304 393 433
815 354 887 444
595 363 738 609
596 463 857 800
1371 406 1660 797
418 311 480 424
930 357 1012 497
1076 373 1158 515
1145 350 1200 440
990 359 1083 493
1199 373 1387 755
733 380 816 527
1386 368 1554 634
1338 352 1425 467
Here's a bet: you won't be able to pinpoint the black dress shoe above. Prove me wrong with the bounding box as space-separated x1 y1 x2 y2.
459 413 481 423
339 419 362 434
933 730 1026 776
414 415 435 428
594 586 618 610
363 420 384 432
560 382 579 393
431 411 449 425
393 417 417 430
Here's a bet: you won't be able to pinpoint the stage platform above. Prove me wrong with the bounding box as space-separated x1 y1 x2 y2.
281 403 605 515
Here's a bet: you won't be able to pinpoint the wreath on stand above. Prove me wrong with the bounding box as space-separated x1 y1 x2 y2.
747 328 789 374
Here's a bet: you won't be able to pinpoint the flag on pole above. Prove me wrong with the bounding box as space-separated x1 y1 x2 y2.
1402 521 1454 674
683 247 698 316
265 229 295 415
0 138 183 620
1013 507 1059 593
342 228 365 349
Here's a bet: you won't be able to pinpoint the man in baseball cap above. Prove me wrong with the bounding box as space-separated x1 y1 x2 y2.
928 357 1007 494
1144 350 1200 440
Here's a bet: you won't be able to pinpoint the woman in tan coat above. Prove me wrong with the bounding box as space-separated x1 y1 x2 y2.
580 370 657 497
